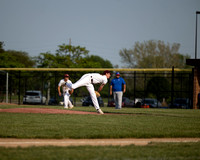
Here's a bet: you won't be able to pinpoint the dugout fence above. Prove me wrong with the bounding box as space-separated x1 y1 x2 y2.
0 67 193 109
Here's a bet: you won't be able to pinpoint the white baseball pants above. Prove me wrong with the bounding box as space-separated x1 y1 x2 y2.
64 92 73 108
66 75 100 110
113 91 123 109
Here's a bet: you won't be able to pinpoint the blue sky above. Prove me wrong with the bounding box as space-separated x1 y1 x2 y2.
0 0 200 67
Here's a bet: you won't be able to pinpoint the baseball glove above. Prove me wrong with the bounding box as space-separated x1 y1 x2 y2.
68 89 74 95
95 91 101 97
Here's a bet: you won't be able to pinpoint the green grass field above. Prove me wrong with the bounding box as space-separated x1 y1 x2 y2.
0 105 200 159
0 142 200 160
0 105 200 138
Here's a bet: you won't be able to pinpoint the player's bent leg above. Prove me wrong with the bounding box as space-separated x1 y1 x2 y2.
64 94 69 109
72 75 90 89
68 99 74 109
65 76 89 90
86 84 99 110
86 84 104 114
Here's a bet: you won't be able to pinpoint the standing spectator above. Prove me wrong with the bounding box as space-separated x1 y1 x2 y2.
110 72 126 109
58 74 74 109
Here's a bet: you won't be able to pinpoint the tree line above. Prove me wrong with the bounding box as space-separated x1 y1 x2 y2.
119 40 190 68
0 42 113 68
0 40 190 69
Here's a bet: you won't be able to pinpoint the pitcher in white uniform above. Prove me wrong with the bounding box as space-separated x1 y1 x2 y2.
58 74 74 109
66 70 111 114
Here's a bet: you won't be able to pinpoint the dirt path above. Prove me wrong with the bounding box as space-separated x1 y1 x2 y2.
0 138 200 148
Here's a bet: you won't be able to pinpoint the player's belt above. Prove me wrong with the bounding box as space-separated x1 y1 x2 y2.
91 76 93 84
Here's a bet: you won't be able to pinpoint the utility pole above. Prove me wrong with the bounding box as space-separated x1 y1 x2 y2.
69 38 71 56
69 38 71 46
195 11 200 59
65 38 71 56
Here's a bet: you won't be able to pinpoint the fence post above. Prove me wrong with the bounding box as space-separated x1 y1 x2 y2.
180 72 183 99
41 72 44 105
144 73 147 100
108 78 110 105
6 72 8 103
189 71 193 109
18 71 21 105
9 73 11 103
54 72 57 101
171 66 174 107
134 71 136 103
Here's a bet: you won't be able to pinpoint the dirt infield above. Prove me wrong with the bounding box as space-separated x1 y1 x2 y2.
0 107 100 115
0 107 133 115
0 138 200 148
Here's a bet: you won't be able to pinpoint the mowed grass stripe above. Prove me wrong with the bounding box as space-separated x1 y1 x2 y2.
0 142 200 160
0 107 200 138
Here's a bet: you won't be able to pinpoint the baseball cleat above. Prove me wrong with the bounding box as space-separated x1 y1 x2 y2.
69 105 74 109
64 106 68 109
97 109 104 114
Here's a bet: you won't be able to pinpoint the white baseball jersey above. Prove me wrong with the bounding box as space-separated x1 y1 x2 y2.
67 73 108 90
58 79 72 93
84 73 108 84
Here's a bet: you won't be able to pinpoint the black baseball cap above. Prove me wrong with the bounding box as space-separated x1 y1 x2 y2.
103 70 110 75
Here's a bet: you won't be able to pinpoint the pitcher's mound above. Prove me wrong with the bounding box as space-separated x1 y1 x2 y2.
0 108 100 115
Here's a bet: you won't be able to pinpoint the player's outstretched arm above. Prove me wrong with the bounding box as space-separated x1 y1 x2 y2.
58 86 62 96
110 85 113 95
98 84 105 92
123 84 126 93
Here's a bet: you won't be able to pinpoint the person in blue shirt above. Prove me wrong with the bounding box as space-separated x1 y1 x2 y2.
110 72 126 109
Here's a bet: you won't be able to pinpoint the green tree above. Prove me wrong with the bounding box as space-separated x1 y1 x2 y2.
35 44 89 68
35 44 113 68
0 50 35 68
119 40 190 68
0 41 5 53
83 55 113 68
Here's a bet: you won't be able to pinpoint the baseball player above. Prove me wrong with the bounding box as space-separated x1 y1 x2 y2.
58 74 74 109
65 70 111 114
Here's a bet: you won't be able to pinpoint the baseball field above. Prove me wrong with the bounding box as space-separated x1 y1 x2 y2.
0 104 200 160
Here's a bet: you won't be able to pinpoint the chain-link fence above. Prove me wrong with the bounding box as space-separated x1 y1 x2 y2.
0 68 193 109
